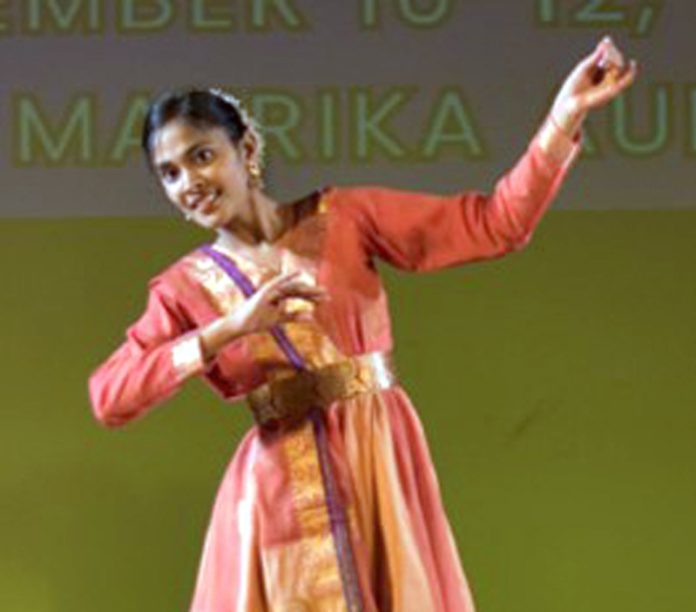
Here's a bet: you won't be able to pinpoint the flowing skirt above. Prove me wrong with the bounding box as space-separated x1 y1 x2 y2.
189 386 476 611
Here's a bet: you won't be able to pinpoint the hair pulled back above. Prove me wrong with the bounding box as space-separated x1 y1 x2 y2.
141 88 264 167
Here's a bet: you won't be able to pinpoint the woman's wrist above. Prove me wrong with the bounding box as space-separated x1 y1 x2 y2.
550 98 586 140
536 100 585 165
199 314 245 362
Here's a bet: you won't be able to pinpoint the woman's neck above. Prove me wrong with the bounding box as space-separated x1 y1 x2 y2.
216 189 291 250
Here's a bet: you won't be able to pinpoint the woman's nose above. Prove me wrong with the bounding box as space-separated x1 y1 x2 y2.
182 168 205 192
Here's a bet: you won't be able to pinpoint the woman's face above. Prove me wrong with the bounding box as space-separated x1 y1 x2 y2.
150 119 253 231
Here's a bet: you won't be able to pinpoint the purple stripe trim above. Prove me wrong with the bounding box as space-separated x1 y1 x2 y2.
200 243 363 610
200 245 306 370
200 244 257 299
269 328 306 371
310 409 364 611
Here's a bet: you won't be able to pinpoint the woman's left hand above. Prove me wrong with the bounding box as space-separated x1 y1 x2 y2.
551 36 639 136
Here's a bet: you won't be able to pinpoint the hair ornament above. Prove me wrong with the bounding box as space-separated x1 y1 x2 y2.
208 87 265 164
208 88 245 117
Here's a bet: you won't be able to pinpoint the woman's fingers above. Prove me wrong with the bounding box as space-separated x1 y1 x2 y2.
580 37 612 74
256 272 302 303
569 36 613 84
574 37 621 84
279 308 316 325
593 47 627 87
257 271 327 305
617 59 639 89
232 271 327 334
260 271 302 295
599 38 624 69
272 283 327 305
583 58 638 108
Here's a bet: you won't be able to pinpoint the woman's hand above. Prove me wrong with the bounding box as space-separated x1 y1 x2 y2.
230 271 326 335
198 271 326 361
551 36 639 137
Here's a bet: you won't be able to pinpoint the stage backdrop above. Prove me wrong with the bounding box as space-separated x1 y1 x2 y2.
1 2 695 611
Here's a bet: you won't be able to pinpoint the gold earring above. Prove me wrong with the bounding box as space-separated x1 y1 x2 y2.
247 160 263 187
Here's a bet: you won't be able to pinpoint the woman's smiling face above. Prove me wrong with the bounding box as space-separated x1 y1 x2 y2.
150 119 252 231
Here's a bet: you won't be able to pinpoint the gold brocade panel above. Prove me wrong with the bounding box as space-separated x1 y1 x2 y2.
260 421 347 610
183 195 345 381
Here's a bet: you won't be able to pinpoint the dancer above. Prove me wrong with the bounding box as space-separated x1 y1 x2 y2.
89 37 637 611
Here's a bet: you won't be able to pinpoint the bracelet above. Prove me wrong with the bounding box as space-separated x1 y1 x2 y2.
536 111 583 165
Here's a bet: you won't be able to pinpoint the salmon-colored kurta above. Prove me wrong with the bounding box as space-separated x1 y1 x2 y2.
89 131 580 611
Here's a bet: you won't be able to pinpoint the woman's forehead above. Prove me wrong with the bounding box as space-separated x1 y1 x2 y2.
151 120 230 165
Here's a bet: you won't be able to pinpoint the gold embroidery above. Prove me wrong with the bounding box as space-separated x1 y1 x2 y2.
282 423 329 535
261 533 347 610
272 424 345 605
277 245 343 372
186 253 241 315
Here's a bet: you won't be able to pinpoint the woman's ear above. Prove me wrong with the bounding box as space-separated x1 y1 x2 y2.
240 129 264 188
240 130 260 165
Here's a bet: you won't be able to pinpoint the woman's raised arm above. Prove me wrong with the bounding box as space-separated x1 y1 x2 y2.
329 37 637 273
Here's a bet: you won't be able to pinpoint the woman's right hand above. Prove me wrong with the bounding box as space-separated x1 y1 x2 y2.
227 271 327 335
199 271 326 362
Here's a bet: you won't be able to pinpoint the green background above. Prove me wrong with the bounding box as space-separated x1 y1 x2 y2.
2 210 694 611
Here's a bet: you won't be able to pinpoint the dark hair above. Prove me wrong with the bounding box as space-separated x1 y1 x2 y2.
141 88 262 166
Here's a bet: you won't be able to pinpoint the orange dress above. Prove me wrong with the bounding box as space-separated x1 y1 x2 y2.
89 132 579 611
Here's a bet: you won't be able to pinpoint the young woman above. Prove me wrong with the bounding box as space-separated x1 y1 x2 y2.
89 37 637 611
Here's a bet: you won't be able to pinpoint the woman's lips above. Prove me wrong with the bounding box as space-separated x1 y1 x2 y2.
197 192 220 214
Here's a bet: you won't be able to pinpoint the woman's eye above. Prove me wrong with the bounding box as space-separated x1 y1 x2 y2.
161 167 179 182
194 148 214 164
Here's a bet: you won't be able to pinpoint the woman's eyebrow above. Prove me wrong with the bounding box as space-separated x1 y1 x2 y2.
155 140 212 169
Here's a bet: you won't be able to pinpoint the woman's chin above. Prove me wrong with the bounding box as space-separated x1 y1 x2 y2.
201 212 233 232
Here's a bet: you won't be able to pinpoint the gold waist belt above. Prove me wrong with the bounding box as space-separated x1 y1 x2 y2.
247 352 396 430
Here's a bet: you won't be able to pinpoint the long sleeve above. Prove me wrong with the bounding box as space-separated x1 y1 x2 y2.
88 279 207 428
332 126 581 272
